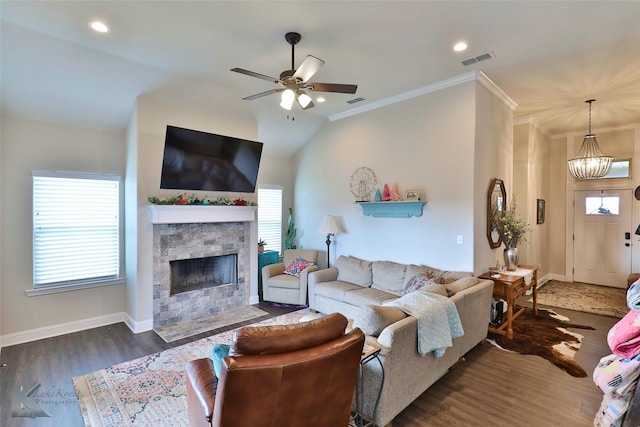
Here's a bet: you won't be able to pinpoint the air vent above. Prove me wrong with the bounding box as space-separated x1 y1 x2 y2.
461 52 494 66
347 97 365 104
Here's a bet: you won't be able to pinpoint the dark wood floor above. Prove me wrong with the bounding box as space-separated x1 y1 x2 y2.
0 302 619 427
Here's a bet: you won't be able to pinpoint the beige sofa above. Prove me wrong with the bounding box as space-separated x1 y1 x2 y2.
307 255 494 427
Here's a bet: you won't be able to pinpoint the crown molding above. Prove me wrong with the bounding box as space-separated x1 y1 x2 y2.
330 71 518 122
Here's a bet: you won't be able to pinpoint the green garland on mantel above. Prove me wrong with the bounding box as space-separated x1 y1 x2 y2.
147 194 257 206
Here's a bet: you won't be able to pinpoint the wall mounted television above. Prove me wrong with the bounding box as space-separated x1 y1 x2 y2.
160 125 263 193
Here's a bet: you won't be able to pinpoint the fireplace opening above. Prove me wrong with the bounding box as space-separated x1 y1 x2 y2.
170 253 238 296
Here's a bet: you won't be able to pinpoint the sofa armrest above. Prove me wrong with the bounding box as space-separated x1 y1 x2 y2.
309 267 338 285
298 265 318 303
185 358 217 427
308 268 338 309
262 263 285 282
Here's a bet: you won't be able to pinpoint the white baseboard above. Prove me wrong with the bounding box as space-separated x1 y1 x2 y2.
547 273 568 282
249 294 260 305
124 314 153 334
0 312 126 348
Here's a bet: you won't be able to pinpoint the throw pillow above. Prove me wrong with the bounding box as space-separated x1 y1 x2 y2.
444 276 479 296
211 343 231 378
284 256 315 277
403 274 447 296
353 304 407 337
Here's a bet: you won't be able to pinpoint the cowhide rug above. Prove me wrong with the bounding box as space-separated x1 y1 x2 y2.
487 307 595 377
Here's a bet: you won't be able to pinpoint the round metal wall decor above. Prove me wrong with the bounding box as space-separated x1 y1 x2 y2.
350 167 377 202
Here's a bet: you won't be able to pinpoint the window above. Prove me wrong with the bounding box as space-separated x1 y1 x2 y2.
600 159 631 179
258 186 283 256
32 171 122 293
585 196 619 215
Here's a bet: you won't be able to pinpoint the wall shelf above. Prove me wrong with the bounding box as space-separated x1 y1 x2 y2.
358 201 426 218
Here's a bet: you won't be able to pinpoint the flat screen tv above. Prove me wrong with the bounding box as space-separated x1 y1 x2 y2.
160 125 263 193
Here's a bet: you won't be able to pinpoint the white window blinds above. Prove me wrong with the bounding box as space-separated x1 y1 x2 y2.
258 186 283 257
32 171 121 288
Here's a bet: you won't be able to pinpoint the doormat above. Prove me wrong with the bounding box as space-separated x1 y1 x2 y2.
487 307 595 377
530 280 627 318
153 305 269 343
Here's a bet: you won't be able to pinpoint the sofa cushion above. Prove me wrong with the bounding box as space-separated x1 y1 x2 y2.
353 304 407 337
284 256 315 277
444 276 480 296
403 274 447 296
315 280 363 301
371 261 407 296
433 269 474 284
266 273 301 290
343 287 398 307
336 256 372 287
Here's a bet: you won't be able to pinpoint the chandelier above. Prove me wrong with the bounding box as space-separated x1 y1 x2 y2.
567 99 612 180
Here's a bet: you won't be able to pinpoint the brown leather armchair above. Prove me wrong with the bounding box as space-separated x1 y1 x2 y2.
185 313 365 427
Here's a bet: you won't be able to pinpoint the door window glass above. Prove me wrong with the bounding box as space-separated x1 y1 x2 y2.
585 196 620 215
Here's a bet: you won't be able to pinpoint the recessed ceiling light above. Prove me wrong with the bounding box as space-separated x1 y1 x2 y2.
453 41 468 52
316 97 326 103
89 21 109 33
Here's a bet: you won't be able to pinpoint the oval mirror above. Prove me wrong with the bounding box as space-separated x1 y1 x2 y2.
487 178 506 249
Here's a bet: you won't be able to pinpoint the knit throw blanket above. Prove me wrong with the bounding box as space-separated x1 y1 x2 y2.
384 291 464 357
593 353 640 427
608 310 640 359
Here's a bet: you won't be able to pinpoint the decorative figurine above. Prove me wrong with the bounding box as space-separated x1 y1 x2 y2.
381 184 391 201
391 183 402 201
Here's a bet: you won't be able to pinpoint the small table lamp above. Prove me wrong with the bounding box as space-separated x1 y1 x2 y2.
320 215 344 267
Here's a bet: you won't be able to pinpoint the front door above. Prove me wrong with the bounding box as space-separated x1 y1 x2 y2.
573 189 632 288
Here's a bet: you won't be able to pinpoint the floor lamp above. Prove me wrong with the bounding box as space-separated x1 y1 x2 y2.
320 215 344 268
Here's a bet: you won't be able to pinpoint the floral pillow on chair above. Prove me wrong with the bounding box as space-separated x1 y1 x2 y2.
284 257 315 277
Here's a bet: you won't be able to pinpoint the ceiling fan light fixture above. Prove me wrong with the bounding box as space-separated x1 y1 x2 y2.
567 99 613 180
280 89 295 110
297 92 312 108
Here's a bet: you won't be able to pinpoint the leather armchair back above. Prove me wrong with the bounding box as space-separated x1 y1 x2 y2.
186 313 365 427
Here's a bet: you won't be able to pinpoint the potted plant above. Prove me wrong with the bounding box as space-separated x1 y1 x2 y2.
258 239 266 253
493 199 530 271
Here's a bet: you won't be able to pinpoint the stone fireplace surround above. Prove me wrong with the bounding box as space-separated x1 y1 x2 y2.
149 205 257 328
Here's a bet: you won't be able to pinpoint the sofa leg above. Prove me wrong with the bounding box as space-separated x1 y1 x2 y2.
449 356 466 371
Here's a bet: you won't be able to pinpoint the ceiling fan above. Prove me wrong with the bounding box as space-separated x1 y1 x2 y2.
230 32 358 111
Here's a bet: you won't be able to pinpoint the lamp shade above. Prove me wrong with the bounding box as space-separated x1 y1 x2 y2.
320 215 344 235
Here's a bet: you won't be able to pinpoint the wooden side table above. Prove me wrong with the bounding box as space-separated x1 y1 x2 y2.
479 265 538 339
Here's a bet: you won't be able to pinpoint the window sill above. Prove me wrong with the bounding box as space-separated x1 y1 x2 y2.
25 278 125 296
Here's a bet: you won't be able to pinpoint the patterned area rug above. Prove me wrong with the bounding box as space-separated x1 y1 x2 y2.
530 280 628 318
73 309 311 427
153 305 269 343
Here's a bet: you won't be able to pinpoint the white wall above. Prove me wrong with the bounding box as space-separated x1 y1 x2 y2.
0 115 127 339
293 78 512 273
295 76 513 274
473 80 515 274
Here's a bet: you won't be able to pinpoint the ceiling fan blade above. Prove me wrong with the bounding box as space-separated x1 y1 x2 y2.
307 83 358 94
293 55 325 83
242 88 283 100
231 68 280 84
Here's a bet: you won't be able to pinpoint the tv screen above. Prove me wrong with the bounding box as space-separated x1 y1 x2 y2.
160 125 263 193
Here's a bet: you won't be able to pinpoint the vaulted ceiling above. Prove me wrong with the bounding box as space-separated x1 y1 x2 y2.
2 1 639 156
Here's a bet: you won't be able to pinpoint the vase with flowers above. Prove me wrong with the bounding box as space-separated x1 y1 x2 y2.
493 199 530 271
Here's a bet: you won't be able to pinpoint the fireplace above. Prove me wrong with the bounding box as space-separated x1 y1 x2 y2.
170 253 238 295
152 216 252 328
